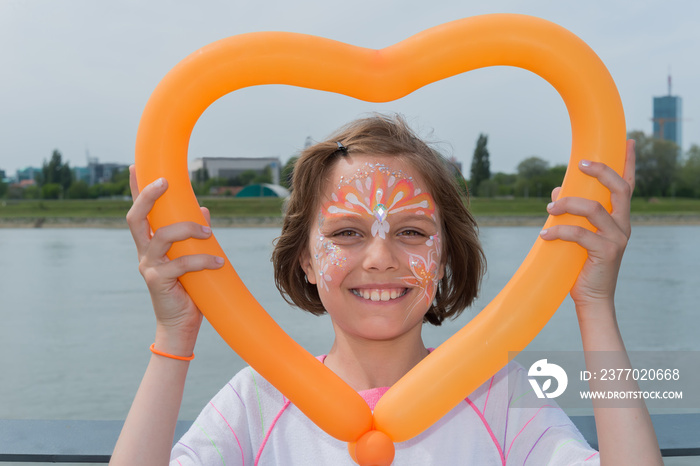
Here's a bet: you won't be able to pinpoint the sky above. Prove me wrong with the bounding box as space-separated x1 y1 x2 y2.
1 0 698 178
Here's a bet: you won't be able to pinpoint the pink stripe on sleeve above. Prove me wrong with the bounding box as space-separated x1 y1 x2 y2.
466 397 506 465
209 401 245 465
505 404 558 461
254 400 292 466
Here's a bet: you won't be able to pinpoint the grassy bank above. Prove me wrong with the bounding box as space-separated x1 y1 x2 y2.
1 196 699 223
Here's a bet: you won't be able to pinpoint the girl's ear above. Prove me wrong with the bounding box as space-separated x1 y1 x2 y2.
299 250 318 285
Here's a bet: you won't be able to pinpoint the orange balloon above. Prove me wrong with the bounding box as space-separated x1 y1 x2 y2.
135 13 624 462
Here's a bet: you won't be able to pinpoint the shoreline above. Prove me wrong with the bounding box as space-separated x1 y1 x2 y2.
2 214 700 229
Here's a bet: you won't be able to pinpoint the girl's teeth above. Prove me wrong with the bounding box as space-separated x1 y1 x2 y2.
355 289 406 302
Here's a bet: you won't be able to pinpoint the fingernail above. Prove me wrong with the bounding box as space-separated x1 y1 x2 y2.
540 229 548 237
547 202 555 211
202 225 211 234
580 159 591 167
215 257 224 265
151 177 164 188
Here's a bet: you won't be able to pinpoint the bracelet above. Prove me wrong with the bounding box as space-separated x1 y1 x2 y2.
150 343 195 361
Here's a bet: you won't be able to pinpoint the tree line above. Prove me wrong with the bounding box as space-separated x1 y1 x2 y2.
0 150 276 200
3 132 698 201
0 150 132 200
467 132 700 199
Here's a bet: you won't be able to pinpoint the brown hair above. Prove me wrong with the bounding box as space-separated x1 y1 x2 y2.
272 114 485 325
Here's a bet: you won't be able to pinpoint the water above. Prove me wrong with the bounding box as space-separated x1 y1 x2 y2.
0 226 698 463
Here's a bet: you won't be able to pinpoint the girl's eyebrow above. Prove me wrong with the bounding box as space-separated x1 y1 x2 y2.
321 213 438 229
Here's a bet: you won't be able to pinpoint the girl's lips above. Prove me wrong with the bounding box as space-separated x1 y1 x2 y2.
351 288 409 302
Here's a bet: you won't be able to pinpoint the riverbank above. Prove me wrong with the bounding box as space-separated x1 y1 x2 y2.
2 213 700 228
2 197 699 228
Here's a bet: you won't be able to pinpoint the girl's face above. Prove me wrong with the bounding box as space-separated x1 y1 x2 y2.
301 154 444 343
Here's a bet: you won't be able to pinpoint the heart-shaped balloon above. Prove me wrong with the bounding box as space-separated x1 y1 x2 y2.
135 13 624 465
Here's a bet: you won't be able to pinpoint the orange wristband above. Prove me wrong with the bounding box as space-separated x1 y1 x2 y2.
150 343 195 361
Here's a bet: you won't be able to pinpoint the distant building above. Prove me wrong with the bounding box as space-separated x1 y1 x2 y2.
16 167 40 183
86 157 128 186
73 166 90 184
190 157 281 186
447 156 463 175
652 75 683 149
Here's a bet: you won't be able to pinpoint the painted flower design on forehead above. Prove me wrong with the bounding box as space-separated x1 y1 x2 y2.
323 162 437 238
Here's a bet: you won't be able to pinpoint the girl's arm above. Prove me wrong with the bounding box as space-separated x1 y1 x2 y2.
540 140 663 465
110 167 224 466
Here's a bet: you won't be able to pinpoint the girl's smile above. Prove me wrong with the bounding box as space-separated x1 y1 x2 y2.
302 154 444 342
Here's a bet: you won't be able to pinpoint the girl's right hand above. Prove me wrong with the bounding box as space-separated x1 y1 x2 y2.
126 165 224 356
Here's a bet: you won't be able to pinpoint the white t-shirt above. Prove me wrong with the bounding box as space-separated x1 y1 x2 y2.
171 360 599 465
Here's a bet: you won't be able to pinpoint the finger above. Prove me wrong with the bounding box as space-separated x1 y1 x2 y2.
147 221 213 260
157 253 225 278
129 165 139 201
126 177 167 252
546 197 626 240
201 206 212 227
539 224 621 260
551 186 562 203
577 159 632 233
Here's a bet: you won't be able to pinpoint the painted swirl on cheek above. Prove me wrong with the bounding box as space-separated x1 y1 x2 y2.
400 233 442 321
312 214 347 292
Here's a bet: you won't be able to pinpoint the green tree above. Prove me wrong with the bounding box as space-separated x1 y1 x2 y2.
41 183 62 199
23 185 41 199
68 180 90 199
515 156 549 198
239 170 258 186
469 134 490 196
491 172 517 197
677 145 700 198
252 165 273 185
40 150 73 196
280 157 298 189
629 130 679 197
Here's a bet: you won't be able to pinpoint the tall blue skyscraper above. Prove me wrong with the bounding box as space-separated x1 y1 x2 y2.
652 75 682 149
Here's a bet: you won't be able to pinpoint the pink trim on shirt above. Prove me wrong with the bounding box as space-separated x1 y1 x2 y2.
209 401 245 465
255 399 292 466
465 396 506 465
505 404 557 461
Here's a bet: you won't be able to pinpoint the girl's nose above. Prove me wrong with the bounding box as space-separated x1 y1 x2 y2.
362 236 399 272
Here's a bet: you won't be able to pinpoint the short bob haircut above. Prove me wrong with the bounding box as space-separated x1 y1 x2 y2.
272 114 485 326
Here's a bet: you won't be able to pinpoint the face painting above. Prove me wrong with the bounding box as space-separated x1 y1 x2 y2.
312 162 442 309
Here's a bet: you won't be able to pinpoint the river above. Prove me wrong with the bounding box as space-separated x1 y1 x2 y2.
0 225 698 425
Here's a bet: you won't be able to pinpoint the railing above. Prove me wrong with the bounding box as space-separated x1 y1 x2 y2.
1 414 698 462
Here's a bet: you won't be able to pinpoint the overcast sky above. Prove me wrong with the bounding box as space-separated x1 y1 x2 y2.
2 0 698 178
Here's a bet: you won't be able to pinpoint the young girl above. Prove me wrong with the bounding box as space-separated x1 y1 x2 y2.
111 114 662 465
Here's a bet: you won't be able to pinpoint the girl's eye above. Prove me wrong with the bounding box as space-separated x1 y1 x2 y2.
398 229 425 238
333 230 360 238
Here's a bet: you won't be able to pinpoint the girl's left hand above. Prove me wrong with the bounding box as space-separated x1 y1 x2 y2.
540 140 635 312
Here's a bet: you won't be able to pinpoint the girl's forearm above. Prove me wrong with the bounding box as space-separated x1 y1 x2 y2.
577 305 663 466
110 354 190 466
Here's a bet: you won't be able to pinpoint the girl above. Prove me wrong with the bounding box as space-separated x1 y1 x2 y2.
111 114 662 465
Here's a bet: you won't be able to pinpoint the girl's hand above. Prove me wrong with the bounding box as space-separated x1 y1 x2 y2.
126 165 224 354
540 140 635 314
